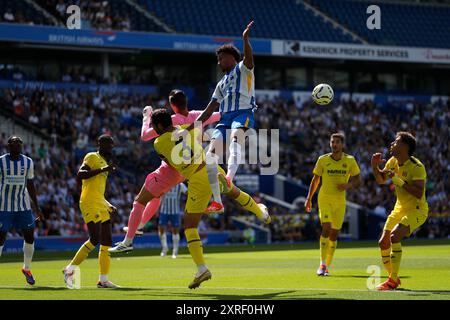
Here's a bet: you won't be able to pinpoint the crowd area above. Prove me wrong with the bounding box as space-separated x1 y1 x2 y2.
0 85 448 241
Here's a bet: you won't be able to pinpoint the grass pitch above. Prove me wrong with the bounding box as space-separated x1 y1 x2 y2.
0 240 449 300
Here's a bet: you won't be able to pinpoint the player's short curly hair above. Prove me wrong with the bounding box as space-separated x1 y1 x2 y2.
216 44 241 62
151 108 172 129
396 131 416 156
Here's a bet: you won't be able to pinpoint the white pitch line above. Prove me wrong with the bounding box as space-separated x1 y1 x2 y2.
0 285 444 295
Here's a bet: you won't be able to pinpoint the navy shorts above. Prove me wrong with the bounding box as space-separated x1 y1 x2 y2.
0 210 35 232
159 213 181 228
212 109 255 140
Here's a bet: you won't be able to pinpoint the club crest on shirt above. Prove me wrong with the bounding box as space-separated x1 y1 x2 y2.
342 163 347 168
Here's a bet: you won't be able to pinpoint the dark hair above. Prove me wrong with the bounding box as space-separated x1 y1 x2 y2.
151 108 172 129
331 133 345 144
396 131 416 156
98 134 114 144
7 136 23 144
216 44 241 62
169 89 187 109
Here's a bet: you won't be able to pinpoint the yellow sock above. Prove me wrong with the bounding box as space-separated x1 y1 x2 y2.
99 245 111 277
320 236 329 265
235 191 264 220
70 240 95 266
390 242 402 281
185 228 205 266
326 240 337 267
381 248 392 274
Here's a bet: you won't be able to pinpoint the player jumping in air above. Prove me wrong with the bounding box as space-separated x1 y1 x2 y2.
177 21 257 213
0 136 44 285
151 108 270 289
372 132 428 291
63 135 119 288
109 89 221 253
305 133 361 276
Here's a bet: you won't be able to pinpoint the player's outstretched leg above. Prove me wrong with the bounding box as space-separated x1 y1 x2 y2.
204 146 224 213
221 175 271 224
109 185 155 253
123 198 162 236
63 221 98 288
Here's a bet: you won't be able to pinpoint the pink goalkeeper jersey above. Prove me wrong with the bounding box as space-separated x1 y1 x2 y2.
141 110 221 142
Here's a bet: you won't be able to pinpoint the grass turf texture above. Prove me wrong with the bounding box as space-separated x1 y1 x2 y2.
0 240 449 300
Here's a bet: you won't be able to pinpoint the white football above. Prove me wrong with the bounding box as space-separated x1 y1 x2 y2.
312 83 334 105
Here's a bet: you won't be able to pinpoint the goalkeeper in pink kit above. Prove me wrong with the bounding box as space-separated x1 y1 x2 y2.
109 90 221 253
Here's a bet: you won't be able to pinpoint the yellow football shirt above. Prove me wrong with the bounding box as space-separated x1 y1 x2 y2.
313 153 360 201
154 125 205 180
79 152 109 207
384 156 428 212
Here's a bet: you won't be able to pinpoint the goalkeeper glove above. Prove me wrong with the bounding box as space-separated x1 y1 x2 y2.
142 105 153 125
391 175 406 188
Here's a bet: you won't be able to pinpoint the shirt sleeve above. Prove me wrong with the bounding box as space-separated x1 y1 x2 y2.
83 153 98 169
383 157 395 171
141 121 159 142
411 164 426 181
350 157 361 176
239 60 253 73
312 157 323 176
211 82 224 104
26 159 34 180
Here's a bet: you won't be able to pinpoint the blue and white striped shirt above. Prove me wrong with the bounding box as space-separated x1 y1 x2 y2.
0 154 34 212
212 61 257 114
160 183 187 215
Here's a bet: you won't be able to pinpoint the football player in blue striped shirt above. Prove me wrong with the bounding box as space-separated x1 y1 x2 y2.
0 136 43 285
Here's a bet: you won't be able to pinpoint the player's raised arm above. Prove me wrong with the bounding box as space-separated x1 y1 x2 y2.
182 100 220 133
141 106 159 141
242 21 254 69
371 153 388 184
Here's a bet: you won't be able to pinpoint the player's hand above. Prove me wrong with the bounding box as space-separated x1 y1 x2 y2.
243 20 254 40
337 183 350 191
108 206 118 215
35 208 44 222
143 105 153 124
172 128 189 141
305 199 312 213
371 153 385 167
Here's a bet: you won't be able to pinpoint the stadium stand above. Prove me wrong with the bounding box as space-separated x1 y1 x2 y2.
137 0 359 43
309 0 450 48
0 0 55 26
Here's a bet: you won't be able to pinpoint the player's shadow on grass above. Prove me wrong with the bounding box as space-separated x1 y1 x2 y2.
331 275 411 279
395 288 450 296
3 286 68 291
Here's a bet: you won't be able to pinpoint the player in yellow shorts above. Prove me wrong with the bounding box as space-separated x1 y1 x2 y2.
151 108 270 289
372 132 428 291
305 133 361 276
62 135 119 289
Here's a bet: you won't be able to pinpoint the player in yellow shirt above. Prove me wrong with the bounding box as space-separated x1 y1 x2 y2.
305 133 361 276
62 135 119 289
372 132 428 290
151 108 270 289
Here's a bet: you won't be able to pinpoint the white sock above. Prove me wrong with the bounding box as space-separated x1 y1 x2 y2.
159 232 168 252
206 152 222 204
137 222 145 230
123 237 133 246
197 264 208 275
23 242 34 271
227 140 242 181
100 275 108 283
0 245 3 257
172 233 180 255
